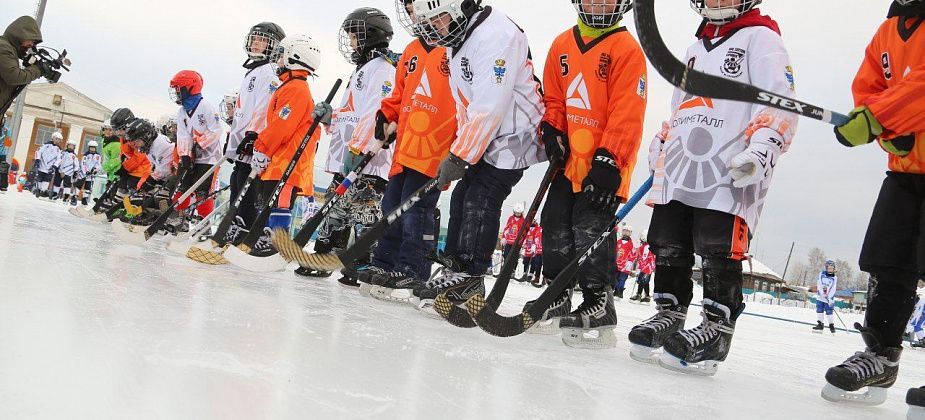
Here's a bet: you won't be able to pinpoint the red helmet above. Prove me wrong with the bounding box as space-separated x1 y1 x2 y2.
169 70 204 104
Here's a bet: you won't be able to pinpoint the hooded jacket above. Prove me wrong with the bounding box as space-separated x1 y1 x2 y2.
0 16 43 110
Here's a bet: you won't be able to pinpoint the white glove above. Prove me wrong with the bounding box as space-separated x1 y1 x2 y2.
648 121 670 172
250 150 270 175
726 127 784 188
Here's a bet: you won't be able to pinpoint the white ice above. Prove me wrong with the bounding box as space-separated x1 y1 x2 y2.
0 191 920 419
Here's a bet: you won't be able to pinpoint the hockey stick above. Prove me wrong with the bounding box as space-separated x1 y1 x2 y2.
186 169 258 263
634 0 849 126
110 160 221 245
167 199 230 255
833 308 852 334
469 175 653 337
273 176 442 272
435 158 562 328
224 79 343 272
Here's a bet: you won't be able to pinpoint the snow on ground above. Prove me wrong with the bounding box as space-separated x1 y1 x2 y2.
0 191 919 420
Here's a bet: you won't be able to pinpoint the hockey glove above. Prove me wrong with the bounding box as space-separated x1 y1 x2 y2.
342 149 364 175
834 106 882 148
726 127 784 188
541 121 569 163
436 154 469 188
648 121 670 173
313 102 333 126
236 131 258 156
579 148 621 214
250 150 270 176
878 134 915 157
179 155 192 175
374 110 398 147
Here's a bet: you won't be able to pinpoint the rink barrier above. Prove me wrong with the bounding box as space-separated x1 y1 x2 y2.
688 302 860 334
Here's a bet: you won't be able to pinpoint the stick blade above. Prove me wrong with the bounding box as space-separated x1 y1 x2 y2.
223 243 288 272
272 228 304 262
435 293 477 328
271 228 343 271
467 293 534 338
186 241 229 265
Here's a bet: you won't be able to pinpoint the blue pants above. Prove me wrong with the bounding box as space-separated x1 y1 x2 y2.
816 300 834 315
445 160 523 276
371 168 440 281
615 271 630 292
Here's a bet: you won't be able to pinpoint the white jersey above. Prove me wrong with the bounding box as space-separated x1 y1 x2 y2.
55 150 80 176
327 56 396 179
649 26 798 232
34 142 61 173
176 100 224 165
77 152 102 179
445 7 545 170
816 273 837 304
227 63 280 162
148 134 176 181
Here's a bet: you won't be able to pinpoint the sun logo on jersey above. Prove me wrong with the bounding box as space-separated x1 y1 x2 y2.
721 48 746 78
493 59 507 84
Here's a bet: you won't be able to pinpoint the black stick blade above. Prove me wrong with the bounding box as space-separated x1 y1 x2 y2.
435 293 477 328
271 228 343 271
467 293 535 338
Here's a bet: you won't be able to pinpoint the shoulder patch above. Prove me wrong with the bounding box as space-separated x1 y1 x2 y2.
380 81 394 98
493 59 507 84
784 66 795 91
270 80 281 93
279 104 292 120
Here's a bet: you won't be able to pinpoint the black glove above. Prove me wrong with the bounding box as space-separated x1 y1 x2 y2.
579 148 621 214
179 155 192 175
541 121 569 163
236 131 258 156
436 154 469 188
375 111 397 149
115 165 128 179
36 60 56 79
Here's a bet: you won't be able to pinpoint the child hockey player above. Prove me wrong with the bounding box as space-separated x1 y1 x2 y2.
631 230 655 303
311 7 396 283
224 22 285 247
33 131 61 198
51 138 79 202
522 0 646 348
822 0 925 409
411 0 546 313
628 0 798 371
500 203 525 259
615 225 637 299
363 0 458 299
248 33 324 257
812 260 838 334
75 139 102 206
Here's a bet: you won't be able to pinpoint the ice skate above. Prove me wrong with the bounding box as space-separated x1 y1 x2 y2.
416 271 482 319
370 271 419 304
908 387 925 420
559 289 618 349
250 228 278 258
628 293 687 363
658 299 743 376
830 323 837 334
821 323 900 406
356 265 388 296
222 216 249 246
812 321 825 334
524 288 571 335
294 266 333 279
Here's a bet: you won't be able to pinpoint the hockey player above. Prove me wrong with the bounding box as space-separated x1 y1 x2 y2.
144 118 177 213
812 260 838 334
311 7 397 283
615 225 636 299
170 70 223 222
51 138 80 202
363 0 458 299
121 118 166 224
220 89 238 126
521 0 646 348
411 0 546 312
224 22 285 247
908 295 925 347
822 0 925 408
632 231 655 303
521 222 542 285
500 203 525 259
33 131 62 198
75 140 102 206
248 33 324 257
628 0 798 371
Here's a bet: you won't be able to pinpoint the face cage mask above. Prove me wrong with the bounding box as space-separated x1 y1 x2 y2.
339 19 370 64
169 86 183 105
690 0 761 24
573 0 634 29
419 12 468 48
396 1 423 37
245 31 280 61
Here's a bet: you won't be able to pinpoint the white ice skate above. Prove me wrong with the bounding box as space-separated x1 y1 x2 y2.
820 383 888 406
657 353 721 376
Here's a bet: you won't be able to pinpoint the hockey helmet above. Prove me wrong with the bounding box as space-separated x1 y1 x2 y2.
110 108 136 130
690 0 762 24
338 7 394 64
169 70 204 105
572 0 634 29
245 22 286 61
412 0 481 47
272 33 323 74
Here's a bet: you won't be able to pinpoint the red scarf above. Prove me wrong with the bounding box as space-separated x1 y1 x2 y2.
698 9 781 40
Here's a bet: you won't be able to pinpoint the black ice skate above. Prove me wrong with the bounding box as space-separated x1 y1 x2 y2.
821 322 901 406
295 266 333 279
630 293 641 302
222 216 249 246
658 299 743 376
628 293 687 363
81 196 88 206
813 321 825 333
523 288 572 335
250 228 278 258
356 265 388 296
830 324 836 334
418 271 483 319
907 386 925 419
371 271 419 304
559 289 618 349
640 295 651 303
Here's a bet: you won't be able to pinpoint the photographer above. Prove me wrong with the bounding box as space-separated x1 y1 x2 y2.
0 16 47 114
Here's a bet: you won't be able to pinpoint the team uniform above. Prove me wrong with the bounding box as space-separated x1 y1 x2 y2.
75 149 102 205
632 239 655 302
521 224 542 283
33 140 61 197
500 212 524 259
52 145 79 201
147 133 176 183
175 99 223 217
823 1 925 408
813 266 838 333
615 234 637 298
908 296 925 346
630 8 798 371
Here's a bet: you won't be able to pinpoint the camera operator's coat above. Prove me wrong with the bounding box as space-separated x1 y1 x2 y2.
0 16 43 111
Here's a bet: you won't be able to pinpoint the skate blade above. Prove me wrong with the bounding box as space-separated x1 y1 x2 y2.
358 282 374 297
629 344 661 364
812 330 823 334
908 405 925 420
224 245 288 273
111 219 148 245
370 286 414 304
186 243 229 265
657 353 719 376
820 383 888 406
560 327 617 349
526 318 561 335
416 299 443 319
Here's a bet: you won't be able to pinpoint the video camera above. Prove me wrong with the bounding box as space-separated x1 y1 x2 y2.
24 47 71 83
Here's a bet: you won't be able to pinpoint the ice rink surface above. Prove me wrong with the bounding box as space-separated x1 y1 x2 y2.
0 191 920 419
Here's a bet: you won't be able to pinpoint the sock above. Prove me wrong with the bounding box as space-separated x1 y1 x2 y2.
817 313 825 323
826 314 835 325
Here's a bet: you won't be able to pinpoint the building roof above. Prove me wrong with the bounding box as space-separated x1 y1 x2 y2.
742 257 782 280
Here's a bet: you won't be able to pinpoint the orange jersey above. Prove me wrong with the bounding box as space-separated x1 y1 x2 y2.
853 15 925 174
381 39 457 178
255 70 319 193
543 26 648 197
120 141 151 179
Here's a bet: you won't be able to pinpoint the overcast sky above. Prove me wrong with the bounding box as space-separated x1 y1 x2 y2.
0 1 895 277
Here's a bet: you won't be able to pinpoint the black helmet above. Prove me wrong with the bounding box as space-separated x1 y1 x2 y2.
124 119 158 153
111 108 136 130
339 8 394 64
245 21 286 63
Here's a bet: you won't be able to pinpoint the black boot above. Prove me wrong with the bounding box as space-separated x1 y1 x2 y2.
629 293 688 363
822 323 901 405
813 321 825 332
660 299 743 376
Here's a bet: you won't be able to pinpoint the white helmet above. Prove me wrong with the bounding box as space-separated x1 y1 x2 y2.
101 119 112 131
51 131 64 141
572 0 634 29
87 140 99 148
621 224 633 236
395 0 422 37
66 138 77 147
220 89 239 124
412 0 481 47
513 202 525 216
272 34 322 74
690 0 762 24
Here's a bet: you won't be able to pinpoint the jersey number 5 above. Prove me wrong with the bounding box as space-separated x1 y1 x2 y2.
559 55 569 77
